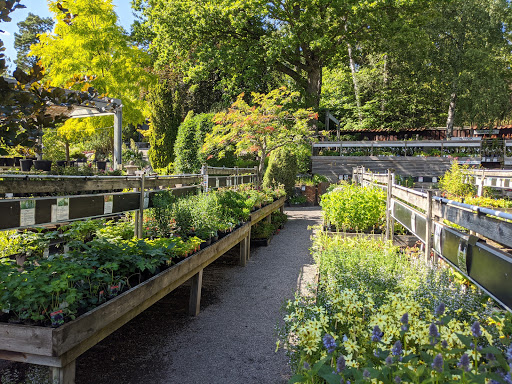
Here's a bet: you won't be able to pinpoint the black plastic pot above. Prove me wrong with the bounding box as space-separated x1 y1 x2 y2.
0 158 6 166
33 160 52 171
96 161 107 171
4 157 15 167
13 157 22 166
20 159 33 172
56 160 67 167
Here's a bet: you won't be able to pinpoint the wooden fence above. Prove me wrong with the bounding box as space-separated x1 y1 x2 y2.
0 166 276 384
353 167 512 312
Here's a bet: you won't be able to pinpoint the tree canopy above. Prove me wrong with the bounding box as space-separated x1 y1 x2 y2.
31 0 156 136
14 12 54 72
203 87 314 173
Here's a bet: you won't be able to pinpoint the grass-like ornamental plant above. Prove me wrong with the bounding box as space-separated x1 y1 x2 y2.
280 235 511 384
320 182 386 232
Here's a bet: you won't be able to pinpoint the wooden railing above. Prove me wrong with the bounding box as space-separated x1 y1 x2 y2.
353 167 512 311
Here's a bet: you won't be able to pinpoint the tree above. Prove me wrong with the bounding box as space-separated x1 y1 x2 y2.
147 74 185 169
31 0 156 137
14 13 54 72
142 0 412 110
203 87 314 175
174 112 214 174
423 0 511 136
263 147 297 196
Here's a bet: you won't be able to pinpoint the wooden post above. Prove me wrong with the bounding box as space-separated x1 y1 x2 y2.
477 170 485 197
189 269 203 316
51 360 76 384
137 174 145 239
385 169 393 241
425 190 433 262
254 166 259 185
240 236 248 267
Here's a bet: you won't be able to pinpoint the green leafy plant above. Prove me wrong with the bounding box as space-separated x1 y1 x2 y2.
320 182 386 232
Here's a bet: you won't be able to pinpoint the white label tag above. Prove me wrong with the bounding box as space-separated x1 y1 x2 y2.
19 200 36 227
104 195 113 214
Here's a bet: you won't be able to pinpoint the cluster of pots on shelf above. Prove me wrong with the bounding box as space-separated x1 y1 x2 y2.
0 158 108 171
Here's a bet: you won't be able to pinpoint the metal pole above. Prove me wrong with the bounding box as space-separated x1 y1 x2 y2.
425 190 433 262
113 107 123 170
137 174 145 239
385 169 393 241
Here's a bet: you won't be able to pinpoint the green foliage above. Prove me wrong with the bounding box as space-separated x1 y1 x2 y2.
174 112 214 174
251 221 275 239
280 235 505 383
204 87 314 174
263 147 297 196
13 12 54 72
30 0 156 138
439 161 476 198
320 182 386 232
148 76 184 169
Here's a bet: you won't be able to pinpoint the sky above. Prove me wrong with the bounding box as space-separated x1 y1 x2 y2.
0 0 136 71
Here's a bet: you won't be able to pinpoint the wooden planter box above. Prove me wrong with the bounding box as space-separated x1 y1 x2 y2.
0 223 250 382
250 197 285 224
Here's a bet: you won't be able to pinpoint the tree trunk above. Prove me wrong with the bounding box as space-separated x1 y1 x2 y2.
347 42 362 122
446 91 457 138
258 147 266 181
382 54 388 112
65 140 70 163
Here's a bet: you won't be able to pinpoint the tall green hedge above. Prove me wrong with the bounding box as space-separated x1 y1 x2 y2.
263 147 297 196
148 79 185 169
174 112 214 174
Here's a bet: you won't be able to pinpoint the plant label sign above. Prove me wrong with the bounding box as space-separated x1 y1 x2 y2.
19 199 36 227
51 198 69 222
433 223 442 254
104 195 114 215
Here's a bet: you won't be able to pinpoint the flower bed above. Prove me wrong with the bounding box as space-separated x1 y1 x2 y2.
280 234 512 383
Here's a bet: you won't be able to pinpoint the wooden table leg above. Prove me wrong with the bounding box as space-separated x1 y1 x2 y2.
51 360 76 384
189 270 203 316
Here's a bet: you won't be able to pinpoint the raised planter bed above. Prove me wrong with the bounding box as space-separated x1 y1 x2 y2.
0 197 287 384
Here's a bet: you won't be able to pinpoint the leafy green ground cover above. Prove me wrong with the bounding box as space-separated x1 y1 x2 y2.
0 185 285 327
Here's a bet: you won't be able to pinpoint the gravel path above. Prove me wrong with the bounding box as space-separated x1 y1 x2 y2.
0 207 322 384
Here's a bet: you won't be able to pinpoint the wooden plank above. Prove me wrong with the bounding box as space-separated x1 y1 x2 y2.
0 176 201 195
51 360 75 384
392 187 428 211
250 197 285 225
0 350 61 367
0 323 53 356
432 202 512 249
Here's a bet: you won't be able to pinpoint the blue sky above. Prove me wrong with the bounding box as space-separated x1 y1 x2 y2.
0 0 136 70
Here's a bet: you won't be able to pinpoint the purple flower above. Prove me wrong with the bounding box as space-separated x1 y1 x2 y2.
429 323 440 338
363 369 371 380
431 353 444 372
400 313 409 324
371 325 383 342
441 340 448 348
486 352 496 361
303 361 310 370
506 345 512 362
336 355 346 372
471 321 482 338
392 340 402 357
394 376 401 384
457 353 470 372
435 302 446 316
323 333 337 353
385 356 393 365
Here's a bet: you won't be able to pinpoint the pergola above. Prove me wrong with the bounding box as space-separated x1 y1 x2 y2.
4 77 124 169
